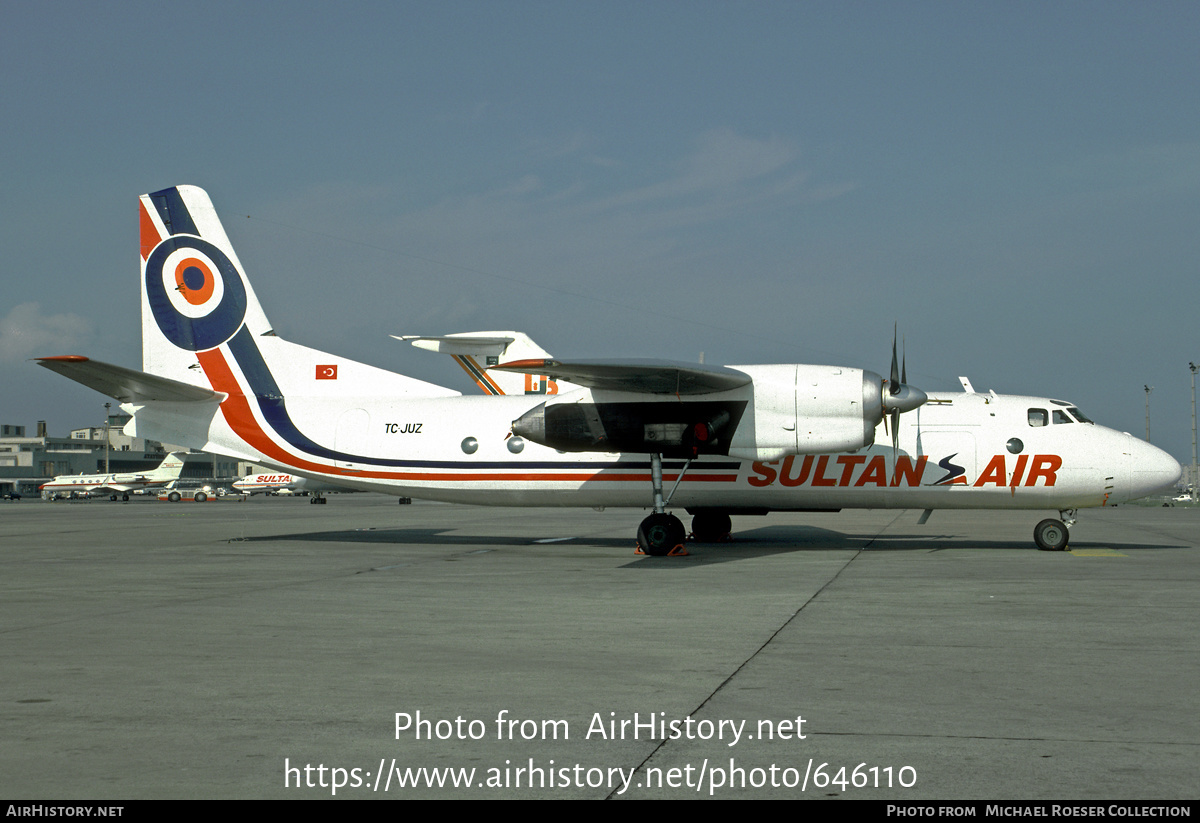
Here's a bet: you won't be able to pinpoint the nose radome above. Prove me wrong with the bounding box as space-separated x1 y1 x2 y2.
1130 439 1182 499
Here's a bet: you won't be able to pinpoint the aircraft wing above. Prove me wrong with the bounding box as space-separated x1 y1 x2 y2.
35 357 224 403
490 358 752 395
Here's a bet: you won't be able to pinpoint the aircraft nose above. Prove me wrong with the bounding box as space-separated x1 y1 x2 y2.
1128 438 1182 499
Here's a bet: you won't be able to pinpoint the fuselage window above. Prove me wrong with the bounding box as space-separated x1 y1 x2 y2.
1028 409 1048 427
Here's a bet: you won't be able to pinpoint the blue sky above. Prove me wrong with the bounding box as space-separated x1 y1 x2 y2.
3 1 1198 462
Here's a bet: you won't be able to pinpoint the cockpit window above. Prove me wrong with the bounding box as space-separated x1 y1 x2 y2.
1067 407 1093 424
1028 409 1048 427
1052 410 1074 425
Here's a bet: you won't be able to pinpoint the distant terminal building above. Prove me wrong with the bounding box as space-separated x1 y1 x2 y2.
0 418 240 497
68 409 146 454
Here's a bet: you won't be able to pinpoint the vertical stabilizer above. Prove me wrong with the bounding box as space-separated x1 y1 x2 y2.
139 186 273 386
149 451 188 481
135 185 456 468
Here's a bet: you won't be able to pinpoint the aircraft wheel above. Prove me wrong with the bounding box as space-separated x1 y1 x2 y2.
122 493 129 501
194 491 207 503
637 513 686 556
168 491 182 502
1033 518 1069 551
109 494 117 501
691 512 732 543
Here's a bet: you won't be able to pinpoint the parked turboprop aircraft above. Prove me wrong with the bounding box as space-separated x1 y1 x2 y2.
37 186 1181 553
40 452 187 500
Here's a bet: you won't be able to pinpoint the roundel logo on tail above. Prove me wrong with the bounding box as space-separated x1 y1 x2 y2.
175 258 217 305
145 237 248 351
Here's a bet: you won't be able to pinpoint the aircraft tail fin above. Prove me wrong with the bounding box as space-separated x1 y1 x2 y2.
134 185 457 468
139 185 454 396
150 452 188 481
139 186 275 388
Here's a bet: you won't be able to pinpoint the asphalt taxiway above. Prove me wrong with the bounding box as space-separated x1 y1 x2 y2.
2 496 1197 799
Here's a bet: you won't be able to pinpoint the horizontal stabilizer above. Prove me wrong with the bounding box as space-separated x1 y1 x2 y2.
35 356 224 403
491 358 752 395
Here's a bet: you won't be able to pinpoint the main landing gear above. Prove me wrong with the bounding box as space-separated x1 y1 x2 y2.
637 512 687 556
1033 509 1075 551
690 511 733 543
309 493 327 504
635 455 737 554
635 454 689 556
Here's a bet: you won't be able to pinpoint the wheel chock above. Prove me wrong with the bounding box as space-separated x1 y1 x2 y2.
634 543 689 556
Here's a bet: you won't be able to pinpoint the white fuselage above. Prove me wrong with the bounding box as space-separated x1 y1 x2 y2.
232 473 349 495
41 472 164 494
190 388 1176 513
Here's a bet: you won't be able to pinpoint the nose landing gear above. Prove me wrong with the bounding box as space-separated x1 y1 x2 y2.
1033 509 1075 551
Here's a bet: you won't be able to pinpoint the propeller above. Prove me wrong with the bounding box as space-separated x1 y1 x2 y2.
881 326 927 460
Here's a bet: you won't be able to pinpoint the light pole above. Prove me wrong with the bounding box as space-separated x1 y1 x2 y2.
103 402 111 475
1191 363 1198 500
1144 385 1153 443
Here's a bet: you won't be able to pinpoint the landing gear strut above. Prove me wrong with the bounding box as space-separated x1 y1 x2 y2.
635 454 688 556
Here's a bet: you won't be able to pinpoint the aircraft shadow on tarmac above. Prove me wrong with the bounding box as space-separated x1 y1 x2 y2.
237 525 849 568
234 527 596 548
234 524 1182 569
733 525 1184 554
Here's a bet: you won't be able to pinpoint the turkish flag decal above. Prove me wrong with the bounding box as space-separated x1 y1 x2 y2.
316 365 338 380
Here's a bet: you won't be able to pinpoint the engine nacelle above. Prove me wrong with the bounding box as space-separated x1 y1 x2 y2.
510 364 885 461
725 364 883 461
